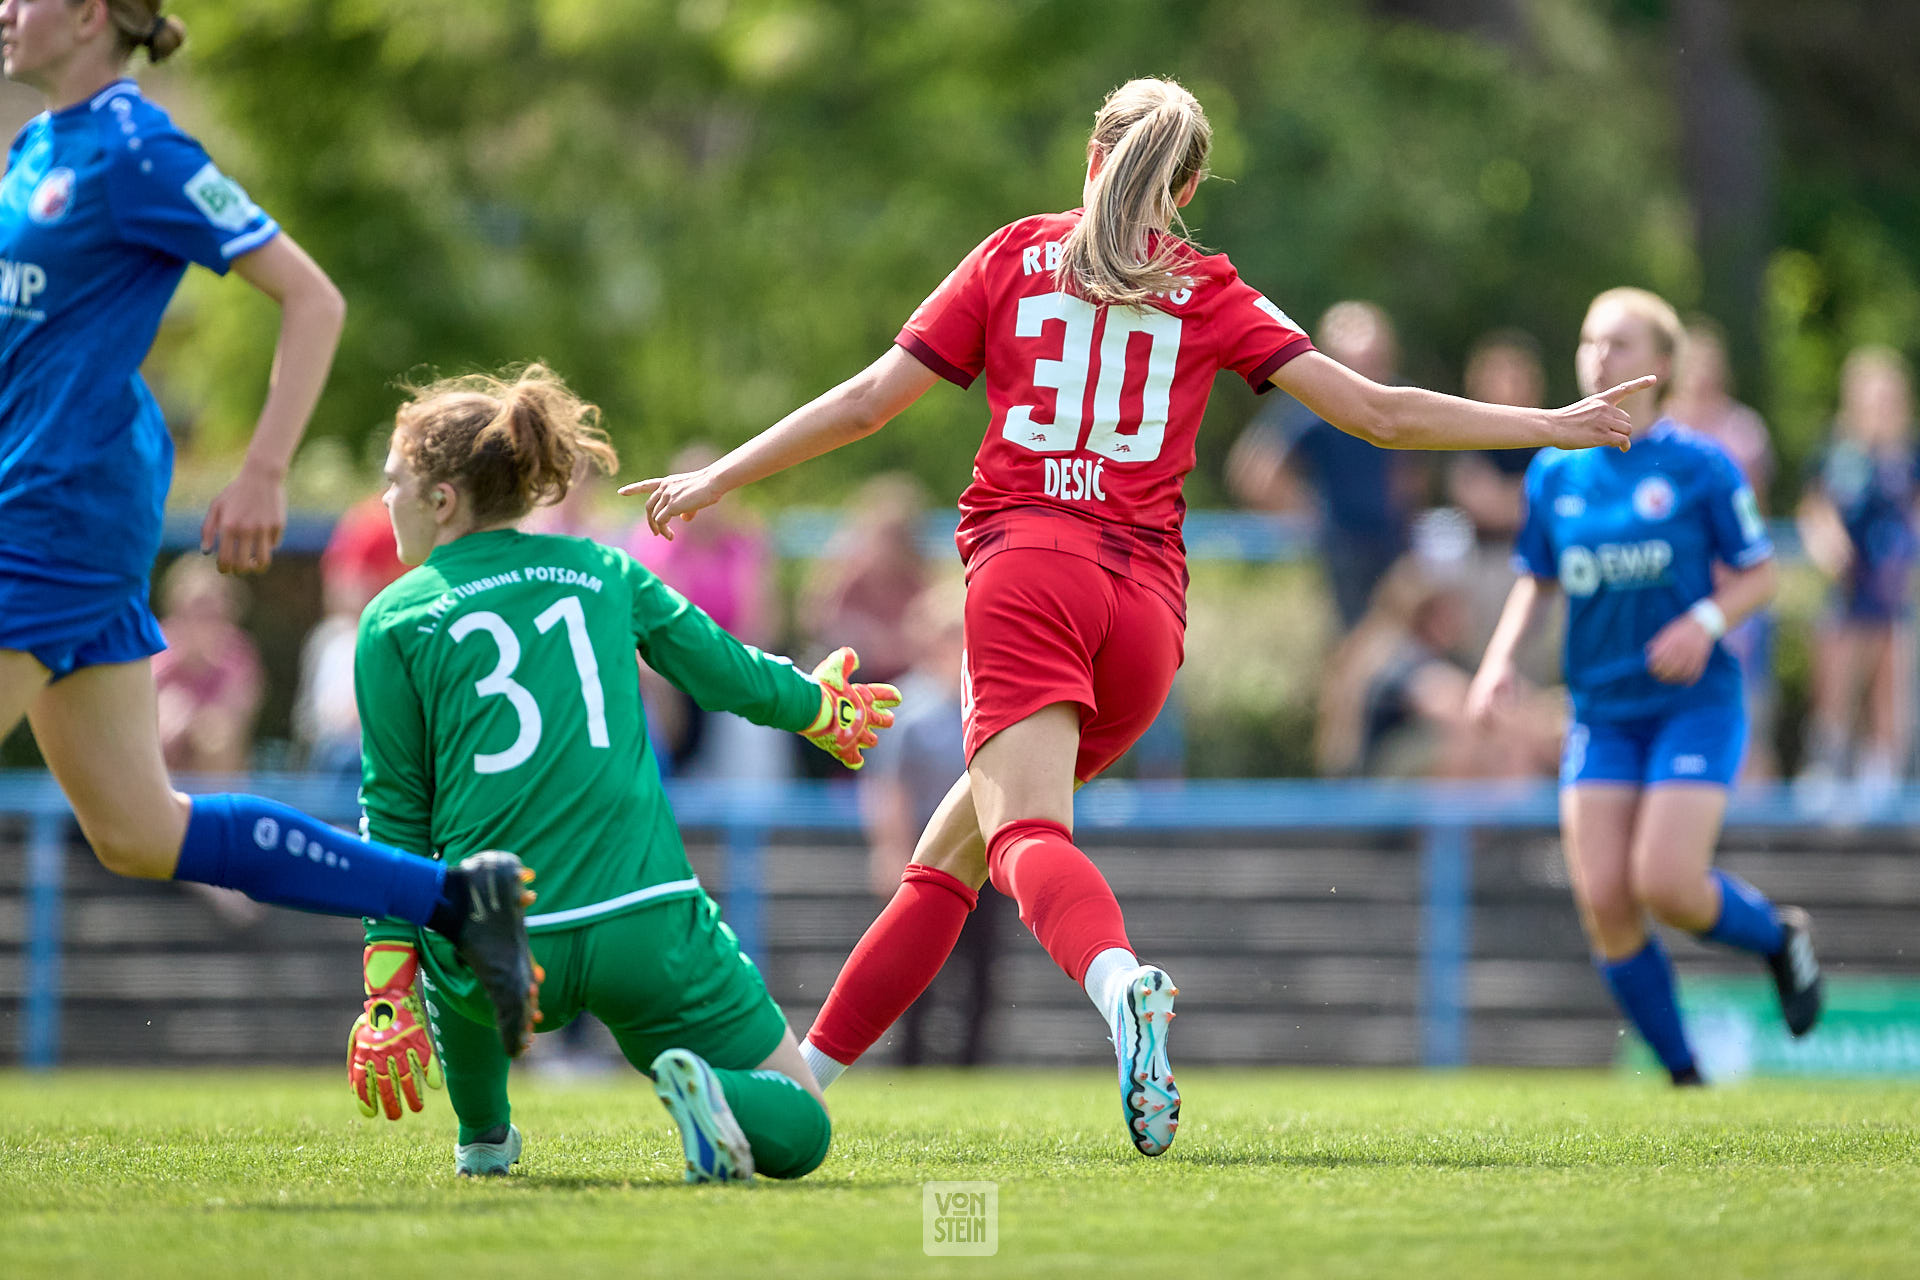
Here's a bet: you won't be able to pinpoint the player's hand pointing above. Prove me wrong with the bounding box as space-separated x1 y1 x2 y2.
1547 374 1657 453
621 467 723 540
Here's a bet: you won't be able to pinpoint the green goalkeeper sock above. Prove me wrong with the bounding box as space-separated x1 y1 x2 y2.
707 1067 832 1179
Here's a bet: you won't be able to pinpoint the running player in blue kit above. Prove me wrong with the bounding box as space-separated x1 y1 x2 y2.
0 0 537 1053
1469 288 1823 1084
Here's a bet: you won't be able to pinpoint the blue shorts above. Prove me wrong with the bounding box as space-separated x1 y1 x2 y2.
0 550 166 681
1560 701 1747 789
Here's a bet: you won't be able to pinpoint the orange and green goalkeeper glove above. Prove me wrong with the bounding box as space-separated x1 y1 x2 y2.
802 646 902 770
348 942 443 1120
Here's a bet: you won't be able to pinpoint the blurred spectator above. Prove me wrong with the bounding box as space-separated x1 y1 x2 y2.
153 555 269 928
292 497 410 776
1796 346 1919 808
859 579 1007 1065
524 455 617 541
319 495 407 603
1447 330 1546 539
798 472 931 686
1446 329 1561 686
1667 318 1775 495
153 555 263 776
628 442 786 779
1667 317 1781 781
1316 541 1562 779
1226 301 1421 630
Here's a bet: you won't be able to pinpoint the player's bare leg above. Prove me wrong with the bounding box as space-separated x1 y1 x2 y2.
28 659 191 878
1633 784 1821 1037
0 649 51 743
1564 784 1699 1082
972 702 1180 1156
759 1025 829 1107
1561 784 1647 961
912 773 990 886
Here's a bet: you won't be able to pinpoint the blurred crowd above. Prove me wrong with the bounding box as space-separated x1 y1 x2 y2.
1227 303 1919 810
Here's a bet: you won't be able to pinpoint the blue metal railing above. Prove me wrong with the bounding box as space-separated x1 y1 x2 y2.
11 773 1917 1070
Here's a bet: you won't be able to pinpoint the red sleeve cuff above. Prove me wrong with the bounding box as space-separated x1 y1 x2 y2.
896 331 978 390
1247 334 1316 392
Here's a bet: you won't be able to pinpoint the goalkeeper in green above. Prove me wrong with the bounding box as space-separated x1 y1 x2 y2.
346 364 899 1181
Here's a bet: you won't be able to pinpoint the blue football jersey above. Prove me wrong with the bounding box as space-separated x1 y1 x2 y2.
0 80 279 583
1515 419 1773 721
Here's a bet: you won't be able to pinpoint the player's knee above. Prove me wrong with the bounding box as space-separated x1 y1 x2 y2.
80 817 176 879
1577 883 1640 948
1631 867 1703 927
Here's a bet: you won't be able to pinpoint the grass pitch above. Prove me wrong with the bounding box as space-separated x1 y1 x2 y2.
1 1067 1915 1278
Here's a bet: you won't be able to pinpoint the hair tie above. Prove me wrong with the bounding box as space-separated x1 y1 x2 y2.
144 15 166 48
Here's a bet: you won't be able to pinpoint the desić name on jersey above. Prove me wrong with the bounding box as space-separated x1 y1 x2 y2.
1044 456 1106 502
1019 239 1194 306
1558 540 1673 597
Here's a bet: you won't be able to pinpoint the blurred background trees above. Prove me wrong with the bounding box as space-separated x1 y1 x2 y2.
0 0 1894 512
4 0 1911 503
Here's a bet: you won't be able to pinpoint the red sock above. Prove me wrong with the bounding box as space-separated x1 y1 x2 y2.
806 863 977 1066
986 819 1131 983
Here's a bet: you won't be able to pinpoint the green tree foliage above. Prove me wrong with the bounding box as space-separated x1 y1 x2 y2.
1737 0 1920 469
162 0 1681 509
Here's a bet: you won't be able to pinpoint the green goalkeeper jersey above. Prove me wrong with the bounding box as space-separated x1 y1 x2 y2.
355 528 822 942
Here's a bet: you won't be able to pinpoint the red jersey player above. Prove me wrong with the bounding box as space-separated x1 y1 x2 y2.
629 78 1646 1159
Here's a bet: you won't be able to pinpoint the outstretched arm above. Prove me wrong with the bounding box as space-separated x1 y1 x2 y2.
629 566 899 768
1271 351 1646 453
203 234 347 574
623 346 939 538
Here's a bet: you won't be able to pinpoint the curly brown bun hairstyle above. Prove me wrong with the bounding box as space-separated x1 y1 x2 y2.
392 364 619 526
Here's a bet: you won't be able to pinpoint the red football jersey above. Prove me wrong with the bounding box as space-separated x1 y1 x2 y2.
897 210 1312 619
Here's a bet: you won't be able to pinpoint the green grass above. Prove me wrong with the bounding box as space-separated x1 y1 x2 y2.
2 1068 1916 1278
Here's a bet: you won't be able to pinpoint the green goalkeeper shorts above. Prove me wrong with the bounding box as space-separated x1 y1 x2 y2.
416 890 789 1074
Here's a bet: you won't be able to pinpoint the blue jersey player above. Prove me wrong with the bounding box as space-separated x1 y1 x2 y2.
1469 288 1822 1085
0 0 537 1055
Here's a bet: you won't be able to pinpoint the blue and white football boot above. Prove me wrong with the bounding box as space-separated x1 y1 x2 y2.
1110 965 1181 1156
651 1048 755 1183
454 1124 522 1177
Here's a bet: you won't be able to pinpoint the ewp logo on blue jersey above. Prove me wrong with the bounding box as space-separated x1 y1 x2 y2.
0 259 47 309
1559 540 1674 597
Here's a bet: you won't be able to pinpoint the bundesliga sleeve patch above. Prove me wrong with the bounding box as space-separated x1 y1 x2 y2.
183 162 262 233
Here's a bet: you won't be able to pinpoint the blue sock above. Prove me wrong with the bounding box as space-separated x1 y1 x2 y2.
1598 938 1696 1078
174 794 447 926
1699 869 1784 956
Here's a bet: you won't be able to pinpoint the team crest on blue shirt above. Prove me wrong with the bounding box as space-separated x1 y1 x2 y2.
27 168 75 225
1631 475 1676 522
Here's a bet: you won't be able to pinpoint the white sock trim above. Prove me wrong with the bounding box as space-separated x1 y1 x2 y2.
1082 947 1140 1018
799 1037 848 1090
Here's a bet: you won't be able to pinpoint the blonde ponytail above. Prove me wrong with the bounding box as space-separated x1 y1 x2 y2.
1055 78 1213 308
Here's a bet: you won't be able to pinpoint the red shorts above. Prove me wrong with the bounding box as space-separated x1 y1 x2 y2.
961 547 1185 783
